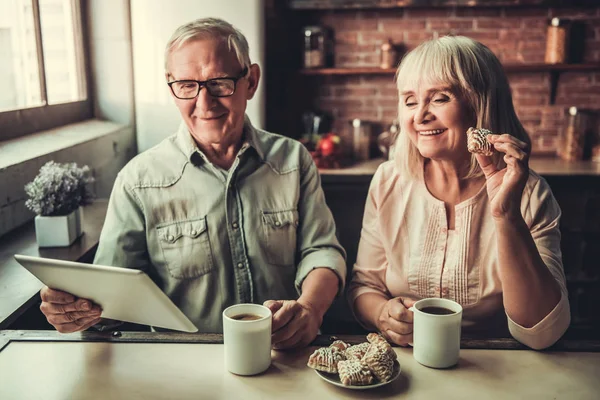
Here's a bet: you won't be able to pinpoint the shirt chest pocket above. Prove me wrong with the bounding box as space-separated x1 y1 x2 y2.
157 217 215 279
261 210 299 266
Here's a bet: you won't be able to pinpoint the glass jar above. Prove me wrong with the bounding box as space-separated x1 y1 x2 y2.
545 18 570 64
304 26 330 68
558 107 595 161
380 39 397 69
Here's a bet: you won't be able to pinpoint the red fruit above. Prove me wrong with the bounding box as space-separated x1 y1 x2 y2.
318 137 335 156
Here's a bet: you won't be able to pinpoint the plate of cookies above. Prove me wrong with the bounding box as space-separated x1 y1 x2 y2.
307 333 401 390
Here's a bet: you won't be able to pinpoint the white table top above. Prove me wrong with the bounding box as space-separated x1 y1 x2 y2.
1 339 598 399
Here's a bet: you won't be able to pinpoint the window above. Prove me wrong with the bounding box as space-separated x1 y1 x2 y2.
0 0 91 141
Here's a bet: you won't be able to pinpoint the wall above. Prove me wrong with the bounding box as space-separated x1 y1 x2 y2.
130 0 265 152
289 6 600 155
88 0 136 127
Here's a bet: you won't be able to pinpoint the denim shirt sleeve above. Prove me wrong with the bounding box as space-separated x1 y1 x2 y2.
294 148 347 296
93 173 150 271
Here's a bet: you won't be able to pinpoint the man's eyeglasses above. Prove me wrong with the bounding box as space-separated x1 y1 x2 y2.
168 67 249 99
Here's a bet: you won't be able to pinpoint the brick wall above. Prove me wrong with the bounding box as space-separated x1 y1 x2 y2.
307 7 600 155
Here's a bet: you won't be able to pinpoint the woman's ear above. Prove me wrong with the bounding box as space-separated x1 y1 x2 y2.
245 63 261 100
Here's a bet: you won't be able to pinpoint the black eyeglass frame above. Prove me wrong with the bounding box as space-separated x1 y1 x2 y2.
167 67 249 99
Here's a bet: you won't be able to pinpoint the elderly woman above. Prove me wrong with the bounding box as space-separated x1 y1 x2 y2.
348 36 570 350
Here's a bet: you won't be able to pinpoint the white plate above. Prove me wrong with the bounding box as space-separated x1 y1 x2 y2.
314 360 401 390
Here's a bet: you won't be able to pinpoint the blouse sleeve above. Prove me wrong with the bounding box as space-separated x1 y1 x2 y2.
347 166 392 309
507 175 571 350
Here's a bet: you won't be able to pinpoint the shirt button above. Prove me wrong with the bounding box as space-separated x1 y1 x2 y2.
275 221 281 227
441 228 447 233
237 262 244 269
167 235 174 241
190 230 197 235
232 222 239 229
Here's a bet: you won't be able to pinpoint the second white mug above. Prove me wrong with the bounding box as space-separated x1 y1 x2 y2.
411 298 463 369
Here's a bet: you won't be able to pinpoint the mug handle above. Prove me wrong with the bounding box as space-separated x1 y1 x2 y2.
407 306 415 347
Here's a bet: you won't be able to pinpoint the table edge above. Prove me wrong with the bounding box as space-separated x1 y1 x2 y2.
1 331 598 352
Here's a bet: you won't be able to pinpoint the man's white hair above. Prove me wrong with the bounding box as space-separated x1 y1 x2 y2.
164 17 251 79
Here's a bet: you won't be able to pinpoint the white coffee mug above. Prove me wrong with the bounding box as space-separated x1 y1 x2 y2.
223 303 272 375
410 298 463 369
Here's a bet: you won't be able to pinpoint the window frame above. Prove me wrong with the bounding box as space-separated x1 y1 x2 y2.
0 0 93 142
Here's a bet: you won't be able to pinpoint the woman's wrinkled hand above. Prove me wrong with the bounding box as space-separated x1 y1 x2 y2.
375 297 416 346
475 133 530 221
40 286 102 333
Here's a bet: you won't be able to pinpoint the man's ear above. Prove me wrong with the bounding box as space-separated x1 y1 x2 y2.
245 63 261 100
165 73 176 100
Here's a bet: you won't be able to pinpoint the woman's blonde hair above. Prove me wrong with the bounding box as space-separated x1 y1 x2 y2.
164 18 251 80
393 35 530 179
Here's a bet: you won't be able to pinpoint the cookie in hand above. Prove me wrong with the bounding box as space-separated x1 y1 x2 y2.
467 127 494 157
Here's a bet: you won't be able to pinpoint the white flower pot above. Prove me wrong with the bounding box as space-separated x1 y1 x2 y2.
35 208 83 247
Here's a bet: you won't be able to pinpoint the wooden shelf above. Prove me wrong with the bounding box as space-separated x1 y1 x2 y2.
299 63 600 76
299 63 600 104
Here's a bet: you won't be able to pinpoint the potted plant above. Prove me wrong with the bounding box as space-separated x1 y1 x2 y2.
25 161 95 247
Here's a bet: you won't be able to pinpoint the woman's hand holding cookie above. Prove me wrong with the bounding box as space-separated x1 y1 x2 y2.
475 133 530 221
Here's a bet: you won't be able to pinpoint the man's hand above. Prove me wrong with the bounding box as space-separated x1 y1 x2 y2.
263 299 321 350
375 297 416 346
40 286 102 333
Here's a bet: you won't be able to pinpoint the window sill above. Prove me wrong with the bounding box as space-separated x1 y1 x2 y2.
0 119 128 170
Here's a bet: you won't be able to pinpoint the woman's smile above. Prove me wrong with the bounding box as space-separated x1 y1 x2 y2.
418 128 447 136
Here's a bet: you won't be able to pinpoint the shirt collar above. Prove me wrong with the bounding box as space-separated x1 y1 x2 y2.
174 114 266 164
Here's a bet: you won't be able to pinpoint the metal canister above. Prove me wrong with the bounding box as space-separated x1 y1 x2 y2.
351 119 372 161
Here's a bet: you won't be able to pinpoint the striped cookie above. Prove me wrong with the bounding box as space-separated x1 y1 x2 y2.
467 127 494 156
307 347 346 374
366 333 397 361
338 359 374 386
345 342 371 361
362 345 395 383
329 340 350 352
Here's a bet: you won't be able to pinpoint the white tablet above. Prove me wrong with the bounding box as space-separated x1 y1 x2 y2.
14 254 198 333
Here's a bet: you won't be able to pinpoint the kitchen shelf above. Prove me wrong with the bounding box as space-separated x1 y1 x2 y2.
299 63 600 75
299 63 600 104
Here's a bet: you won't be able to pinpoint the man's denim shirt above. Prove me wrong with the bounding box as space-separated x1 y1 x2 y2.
94 117 347 332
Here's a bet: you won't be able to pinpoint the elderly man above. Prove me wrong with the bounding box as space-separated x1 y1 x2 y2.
39 18 346 349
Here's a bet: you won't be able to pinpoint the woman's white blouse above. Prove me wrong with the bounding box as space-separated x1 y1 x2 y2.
348 160 571 350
